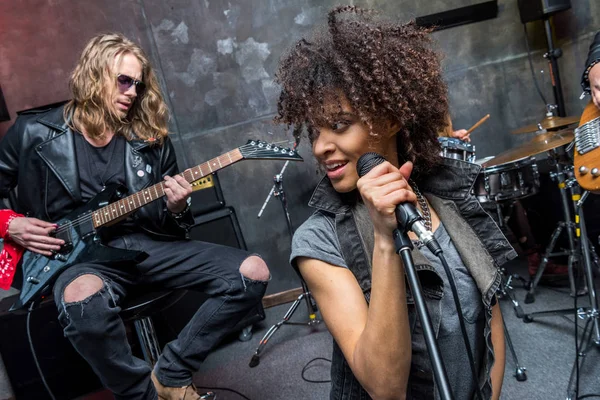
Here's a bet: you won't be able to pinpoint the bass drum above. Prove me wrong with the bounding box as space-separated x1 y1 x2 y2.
474 156 540 203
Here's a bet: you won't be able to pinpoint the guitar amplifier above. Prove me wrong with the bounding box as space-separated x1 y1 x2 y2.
189 172 226 217
188 206 247 250
517 0 571 23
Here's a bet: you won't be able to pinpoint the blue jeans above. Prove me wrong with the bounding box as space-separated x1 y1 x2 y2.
53 232 268 400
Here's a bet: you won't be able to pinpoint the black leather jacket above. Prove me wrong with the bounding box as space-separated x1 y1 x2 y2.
0 104 193 238
581 31 600 94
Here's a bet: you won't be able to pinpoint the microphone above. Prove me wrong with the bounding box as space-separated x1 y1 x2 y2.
356 152 437 250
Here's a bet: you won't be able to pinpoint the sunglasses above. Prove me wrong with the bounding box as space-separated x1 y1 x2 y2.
116 74 146 95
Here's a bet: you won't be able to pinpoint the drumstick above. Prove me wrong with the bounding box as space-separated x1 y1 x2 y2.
466 114 490 134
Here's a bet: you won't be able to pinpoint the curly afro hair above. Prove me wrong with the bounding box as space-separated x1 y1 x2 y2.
274 6 449 179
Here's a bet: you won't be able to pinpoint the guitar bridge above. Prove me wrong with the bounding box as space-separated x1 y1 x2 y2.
575 116 600 155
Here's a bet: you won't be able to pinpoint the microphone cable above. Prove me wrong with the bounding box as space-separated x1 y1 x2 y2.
419 236 483 400
430 245 484 400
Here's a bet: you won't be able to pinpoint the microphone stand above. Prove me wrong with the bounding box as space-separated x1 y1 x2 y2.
250 161 320 368
393 226 454 400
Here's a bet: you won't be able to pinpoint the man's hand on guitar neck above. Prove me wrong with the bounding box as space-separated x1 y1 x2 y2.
164 174 193 214
7 217 64 257
589 63 600 110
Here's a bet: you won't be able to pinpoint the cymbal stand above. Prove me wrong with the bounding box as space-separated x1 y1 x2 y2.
525 157 581 304
249 161 320 368
522 181 600 314
542 16 566 117
520 173 600 398
566 191 600 400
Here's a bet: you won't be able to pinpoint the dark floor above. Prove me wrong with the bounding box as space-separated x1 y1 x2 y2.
185 262 599 400
74 258 600 400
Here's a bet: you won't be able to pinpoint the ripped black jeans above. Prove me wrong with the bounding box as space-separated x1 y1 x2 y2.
52 232 268 400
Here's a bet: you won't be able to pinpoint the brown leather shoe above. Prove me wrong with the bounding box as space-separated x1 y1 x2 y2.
151 370 216 400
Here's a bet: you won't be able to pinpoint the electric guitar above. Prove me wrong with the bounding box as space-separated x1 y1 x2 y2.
11 140 302 312
574 101 600 193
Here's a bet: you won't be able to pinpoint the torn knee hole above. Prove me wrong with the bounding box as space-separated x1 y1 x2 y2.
63 274 104 303
239 256 270 282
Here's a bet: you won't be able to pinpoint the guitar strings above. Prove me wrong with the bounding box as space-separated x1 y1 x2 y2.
53 142 298 234
54 142 297 232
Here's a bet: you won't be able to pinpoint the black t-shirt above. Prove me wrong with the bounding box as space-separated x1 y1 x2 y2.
73 132 126 202
74 133 139 236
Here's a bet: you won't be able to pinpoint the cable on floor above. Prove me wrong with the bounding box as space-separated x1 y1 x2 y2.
301 357 331 383
195 386 252 400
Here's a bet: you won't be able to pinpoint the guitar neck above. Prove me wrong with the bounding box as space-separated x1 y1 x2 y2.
92 148 243 228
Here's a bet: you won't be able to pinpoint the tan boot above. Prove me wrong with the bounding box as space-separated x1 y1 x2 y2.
151 370 215 400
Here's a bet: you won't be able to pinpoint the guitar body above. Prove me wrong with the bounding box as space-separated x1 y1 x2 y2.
574 101 600 193
10 184 148 312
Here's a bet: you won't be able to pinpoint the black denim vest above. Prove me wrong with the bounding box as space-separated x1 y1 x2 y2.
307 158 517 400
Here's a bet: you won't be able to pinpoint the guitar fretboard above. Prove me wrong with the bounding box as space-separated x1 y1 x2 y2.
92 148 243 227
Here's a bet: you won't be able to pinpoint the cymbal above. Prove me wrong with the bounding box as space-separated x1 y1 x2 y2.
483 129 574 168
511 115 580 135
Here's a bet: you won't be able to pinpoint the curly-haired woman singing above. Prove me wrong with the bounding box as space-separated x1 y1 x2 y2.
276 7 515 400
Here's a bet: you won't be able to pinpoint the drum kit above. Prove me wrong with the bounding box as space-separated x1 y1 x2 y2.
438 115 577 206
438 113 600 392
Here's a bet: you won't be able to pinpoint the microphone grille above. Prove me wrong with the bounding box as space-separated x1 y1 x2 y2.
357 152 386 177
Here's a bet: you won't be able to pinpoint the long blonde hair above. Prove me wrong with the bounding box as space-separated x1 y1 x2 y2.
64 33 169 142
437 113 454 138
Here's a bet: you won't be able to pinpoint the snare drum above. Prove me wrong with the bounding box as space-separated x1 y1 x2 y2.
438 137 476 163
474 156 540 202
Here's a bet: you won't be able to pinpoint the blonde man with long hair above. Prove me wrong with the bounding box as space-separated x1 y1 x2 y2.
0 33 270 400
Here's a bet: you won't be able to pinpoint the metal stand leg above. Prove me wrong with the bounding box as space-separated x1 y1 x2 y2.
525 162 579 303
497 269 527 381
498 269 525 319
251 160 322 368
249 281 320 368
520 187 600 398
503 318 527 382
566 317 595 400
525 222 571 303
565 192 600 399
134 317 162 366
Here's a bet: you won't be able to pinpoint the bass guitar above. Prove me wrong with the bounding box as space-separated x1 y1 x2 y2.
574 101 600 193
11 140 302 312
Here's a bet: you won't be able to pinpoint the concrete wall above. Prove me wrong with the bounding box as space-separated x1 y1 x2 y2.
0 0 598 294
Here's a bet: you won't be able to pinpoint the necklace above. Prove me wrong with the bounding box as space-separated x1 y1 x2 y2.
409 179 432 247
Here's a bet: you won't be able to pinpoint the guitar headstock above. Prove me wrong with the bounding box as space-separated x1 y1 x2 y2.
239 140 303 161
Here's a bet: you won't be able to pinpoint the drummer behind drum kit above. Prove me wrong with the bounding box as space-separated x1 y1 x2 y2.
437 109 600 391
